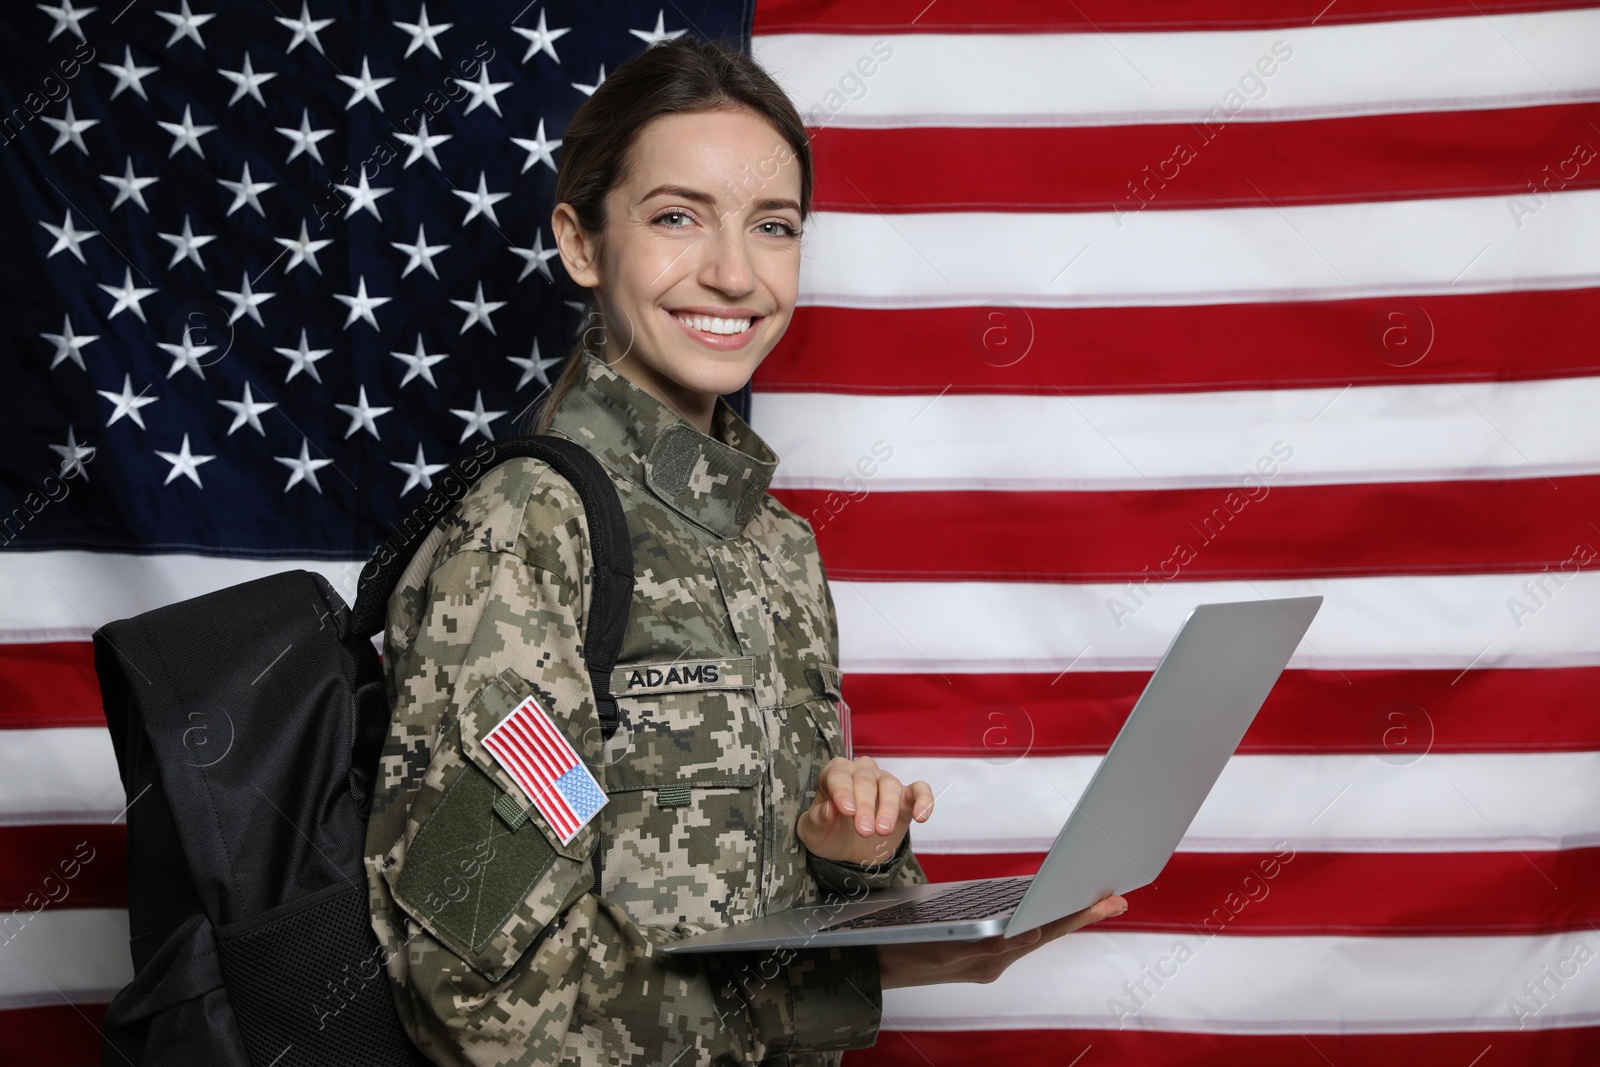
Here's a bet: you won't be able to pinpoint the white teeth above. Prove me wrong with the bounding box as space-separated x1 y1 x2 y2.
673 312 752 335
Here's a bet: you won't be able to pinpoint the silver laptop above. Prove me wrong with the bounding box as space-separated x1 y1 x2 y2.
661 595 1323 954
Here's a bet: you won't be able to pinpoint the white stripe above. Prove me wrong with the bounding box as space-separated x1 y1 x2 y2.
0 551 363 643
879 752 1600 853
9 724 1592 853
883 930 1600 1033
791 191 1600 308
7 555 1598 672
832 572 1600 673
758 377 1600 491
0 908 132 1009
0 729 125 826
754 10 1600 127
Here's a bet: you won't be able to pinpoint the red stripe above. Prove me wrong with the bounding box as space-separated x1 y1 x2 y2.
916 849 1600 937
484 729 576 838
849 1026 1600 1067
777 476 1600 583
0 826 127 913
753 289 1600 396
0 643 105 729
808 104 1600 213
756 0 1599 32
0 1003 109 1067
846 667 1600 757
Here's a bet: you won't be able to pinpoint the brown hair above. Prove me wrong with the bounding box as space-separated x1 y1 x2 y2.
526 34 814 434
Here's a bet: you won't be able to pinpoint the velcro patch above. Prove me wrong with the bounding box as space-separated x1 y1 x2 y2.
610 656 756 696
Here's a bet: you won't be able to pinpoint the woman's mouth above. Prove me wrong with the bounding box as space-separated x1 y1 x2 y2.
668 309 762 350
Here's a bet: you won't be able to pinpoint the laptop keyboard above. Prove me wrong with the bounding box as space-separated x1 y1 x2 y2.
820 877 1032 932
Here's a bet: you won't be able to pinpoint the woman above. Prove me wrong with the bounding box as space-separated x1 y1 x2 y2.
363 35 1126 1067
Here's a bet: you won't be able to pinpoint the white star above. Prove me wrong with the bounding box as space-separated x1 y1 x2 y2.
393 115 450 169
155 433 215 488
37 1 95 43
40 210 98 263
100 157 158 212
157 213 215 270
449 390 507 443
335 166 392 221
513 9 569 64
218 382 277 435
218 161 275 217
393 3 451 59
99 267 158 322
42 100 99 155
50 427 96 481
98 373 158 429
630 11 687 47
156 327 217 379
156 103 216 158
275 438 334 493
453 61 511 117
334 276 390 331
508 229 560 283
274 328 331 384
390 335 447 388
391 443 446 495
450 282 507 336
511 119 561 174
334 385 392 440
155 1 214 49
273 219 331 276
218 270 275 327
100 45 159 101
572 63 607 97
218 52 275 106
509 338 562 391
391 223 448 279
452 171 508 227
275 107 334 164
275 1 333 55
336 56 393 112
41 314 98 371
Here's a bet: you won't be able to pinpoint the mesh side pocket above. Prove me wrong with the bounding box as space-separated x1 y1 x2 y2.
214 882 426 1067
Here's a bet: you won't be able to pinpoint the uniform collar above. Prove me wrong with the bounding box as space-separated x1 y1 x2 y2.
546 349 778 539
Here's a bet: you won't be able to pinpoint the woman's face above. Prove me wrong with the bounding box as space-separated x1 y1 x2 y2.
554 107 804 427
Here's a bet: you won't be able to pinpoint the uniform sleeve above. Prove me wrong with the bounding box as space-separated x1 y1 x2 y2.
367 464 886 1066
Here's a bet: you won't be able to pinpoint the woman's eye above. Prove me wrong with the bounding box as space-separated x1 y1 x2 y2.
758 220 800 238
654 210 691 228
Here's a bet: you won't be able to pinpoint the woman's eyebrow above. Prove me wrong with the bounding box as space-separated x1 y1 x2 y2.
641 183 800 215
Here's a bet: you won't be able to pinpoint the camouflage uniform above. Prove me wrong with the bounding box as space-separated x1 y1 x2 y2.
364 349 927 1066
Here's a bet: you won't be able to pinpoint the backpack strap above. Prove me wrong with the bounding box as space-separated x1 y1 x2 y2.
351 434 636 742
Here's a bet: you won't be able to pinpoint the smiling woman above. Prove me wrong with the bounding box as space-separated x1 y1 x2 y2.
363 33 1121 1067
531 42 813 439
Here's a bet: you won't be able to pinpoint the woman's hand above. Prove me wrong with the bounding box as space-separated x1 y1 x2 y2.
877 894 1129 989
796 756 934 868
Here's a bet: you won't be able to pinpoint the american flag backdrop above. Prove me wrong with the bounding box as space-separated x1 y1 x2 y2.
2 0 1600 1064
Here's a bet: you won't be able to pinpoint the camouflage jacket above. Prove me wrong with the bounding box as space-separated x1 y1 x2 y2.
364 349 927 1066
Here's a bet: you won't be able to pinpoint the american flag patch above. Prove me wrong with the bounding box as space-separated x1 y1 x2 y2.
480 694 607 845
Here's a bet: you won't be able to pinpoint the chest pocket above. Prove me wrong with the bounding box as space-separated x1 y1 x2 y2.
597 655 765 928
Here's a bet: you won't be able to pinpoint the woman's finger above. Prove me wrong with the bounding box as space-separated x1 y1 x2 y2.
905 780 935 822
874 773 903 834
852 764 879 836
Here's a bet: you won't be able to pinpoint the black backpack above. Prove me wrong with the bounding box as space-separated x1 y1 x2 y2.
94 435 636 1067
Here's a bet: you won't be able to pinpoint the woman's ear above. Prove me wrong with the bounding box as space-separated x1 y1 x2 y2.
551 202 602 289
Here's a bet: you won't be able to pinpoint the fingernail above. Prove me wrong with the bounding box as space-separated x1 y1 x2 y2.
877 817 893 832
